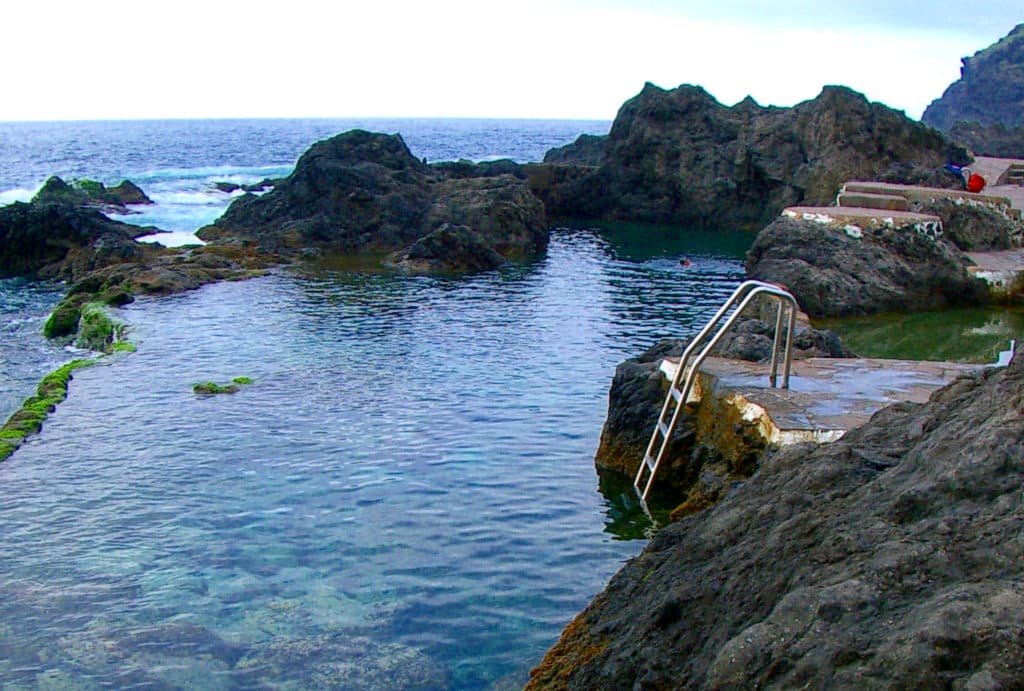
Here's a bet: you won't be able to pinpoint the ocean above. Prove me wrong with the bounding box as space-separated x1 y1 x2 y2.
0 118 755 689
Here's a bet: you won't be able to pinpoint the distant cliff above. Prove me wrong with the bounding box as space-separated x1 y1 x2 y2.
923 23 1024 131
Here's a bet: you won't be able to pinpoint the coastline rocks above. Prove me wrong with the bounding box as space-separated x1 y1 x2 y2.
542 133 606 166
923 23 1024 132
34 176 153 210
529 346 1024 689
945 120 1024 159
745 215 990 318
389 223 505 273
212 178 281 194
0 199 153 280
907 197 1021 251
199 130 546 272
540 84 960 228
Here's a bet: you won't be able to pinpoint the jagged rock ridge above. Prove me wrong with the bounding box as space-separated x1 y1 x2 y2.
534 84 961 229
923 23 1024 131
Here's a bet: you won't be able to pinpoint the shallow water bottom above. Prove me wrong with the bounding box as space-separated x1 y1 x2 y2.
0 229 749 689
816 306 1023 364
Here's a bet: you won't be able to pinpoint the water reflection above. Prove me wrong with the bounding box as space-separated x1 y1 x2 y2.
817 307 1024 363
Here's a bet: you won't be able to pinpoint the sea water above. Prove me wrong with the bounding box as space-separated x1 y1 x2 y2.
0 119 754 688
2 118 1020 688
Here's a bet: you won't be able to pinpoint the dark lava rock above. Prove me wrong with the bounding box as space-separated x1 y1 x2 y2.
946 120 1024 159
33 176 153 210
431 158 527 180
542 133 607 166
391 223 505 273
540 84 961 229
198 130 546 271
923 23 1024 131
746 215 990 318
0 199 153 280
908 198 1020 251
529 346 1024 690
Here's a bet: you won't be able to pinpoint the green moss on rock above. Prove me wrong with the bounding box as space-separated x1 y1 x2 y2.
193 377 254 395
193 381 239 395
75 302 127 353
43 298 85 338
0 359 94 462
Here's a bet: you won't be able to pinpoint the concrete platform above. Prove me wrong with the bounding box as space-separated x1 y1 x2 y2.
782 206 942 235
967 248 1024 297
841 180 1016 211
660 356 981 449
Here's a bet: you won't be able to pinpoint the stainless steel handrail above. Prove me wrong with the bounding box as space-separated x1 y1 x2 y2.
634 280 799 501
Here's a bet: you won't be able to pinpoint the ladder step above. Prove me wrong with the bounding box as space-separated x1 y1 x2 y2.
657 421 670 439
643 454 657 472
670 387 683 404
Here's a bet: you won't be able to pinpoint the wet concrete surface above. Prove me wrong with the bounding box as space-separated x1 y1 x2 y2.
661 356 983 446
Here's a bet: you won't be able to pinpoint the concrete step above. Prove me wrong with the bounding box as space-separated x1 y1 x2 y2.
837 191 909 211
659 356 982 457
783 206 942 234
842 181 1013 209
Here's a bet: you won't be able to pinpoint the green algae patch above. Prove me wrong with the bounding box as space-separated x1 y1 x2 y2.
193 377 253 395
43 296 86 339
0 359 95 462
75 302 127 353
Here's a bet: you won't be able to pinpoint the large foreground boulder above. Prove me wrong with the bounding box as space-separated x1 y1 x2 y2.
746 215 990 318
537 84 961 229
530 346 1024 689
0 199 153 280
199 130 547 271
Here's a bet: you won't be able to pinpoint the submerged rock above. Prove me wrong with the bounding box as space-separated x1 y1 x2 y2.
539 84 962 229
746 215 991 318
199 130 546 272
530 346 1024 689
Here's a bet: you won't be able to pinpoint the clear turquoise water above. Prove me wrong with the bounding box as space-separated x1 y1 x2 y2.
0 227 749 689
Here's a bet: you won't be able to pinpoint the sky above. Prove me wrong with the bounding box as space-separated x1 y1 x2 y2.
1 0 1020 122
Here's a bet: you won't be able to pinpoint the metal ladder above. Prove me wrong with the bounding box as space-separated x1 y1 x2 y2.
634 280 799 501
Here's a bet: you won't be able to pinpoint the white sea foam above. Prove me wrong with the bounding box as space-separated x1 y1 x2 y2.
135 231 206 247
0 187 38 205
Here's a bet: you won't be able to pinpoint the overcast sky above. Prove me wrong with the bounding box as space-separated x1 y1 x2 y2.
2 1 1019 122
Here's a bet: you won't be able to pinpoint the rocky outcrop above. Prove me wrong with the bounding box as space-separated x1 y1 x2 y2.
542 133 606 166
745 215 990 318
538 85 961 229
199 130 547 271
530 346 1024 689
908 198 1020 251
34 176 153 210
946 121 1024 159
594 319 854 496
923 23 1024 131
0 199 153 280
388 223 505 273
211 178 281 194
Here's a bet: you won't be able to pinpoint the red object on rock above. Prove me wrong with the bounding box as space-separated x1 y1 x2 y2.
967 173 986 193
